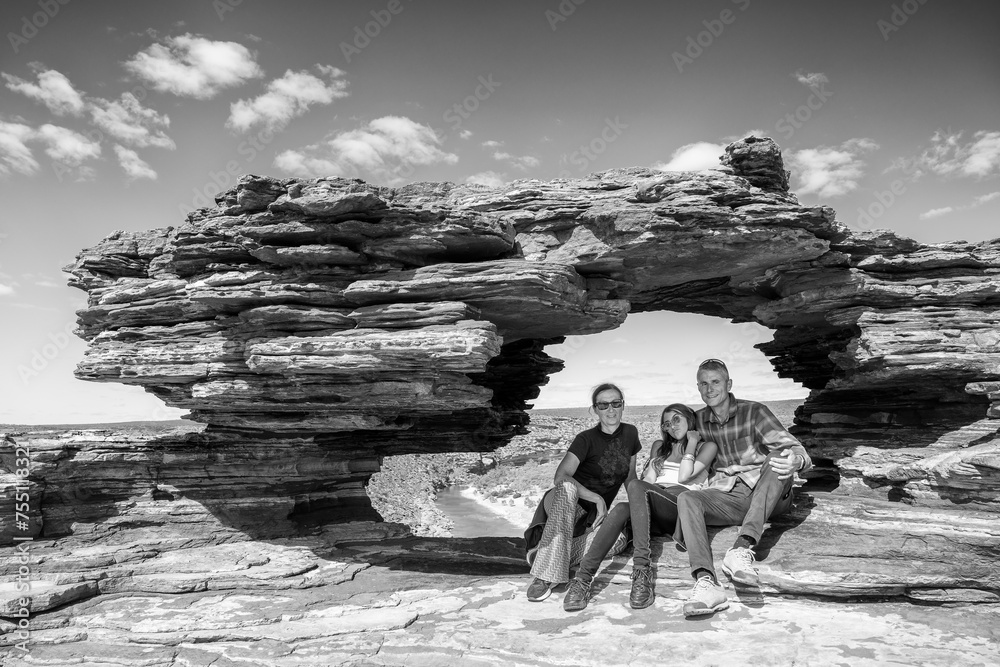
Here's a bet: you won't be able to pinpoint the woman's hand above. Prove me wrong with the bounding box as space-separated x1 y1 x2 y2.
592 496 608 527
685 430 700 450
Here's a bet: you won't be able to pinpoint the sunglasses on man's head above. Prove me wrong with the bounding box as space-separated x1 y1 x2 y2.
595 400 624 410
699 358 727 370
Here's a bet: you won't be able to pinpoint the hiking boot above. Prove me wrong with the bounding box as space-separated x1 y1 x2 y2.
721 546 759 585
563 577 591 612
682 576 729 618
526 577 555 601
629 566 655 609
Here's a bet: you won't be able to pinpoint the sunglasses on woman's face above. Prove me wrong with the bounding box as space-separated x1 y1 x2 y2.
661 414 684 428
595 400 624 410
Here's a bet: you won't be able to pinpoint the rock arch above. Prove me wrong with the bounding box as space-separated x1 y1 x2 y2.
9 137 1000 603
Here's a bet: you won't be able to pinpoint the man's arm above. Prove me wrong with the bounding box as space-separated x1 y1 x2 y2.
753 405 812 476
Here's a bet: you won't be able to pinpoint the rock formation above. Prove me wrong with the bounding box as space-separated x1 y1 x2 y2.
2 135 1000 661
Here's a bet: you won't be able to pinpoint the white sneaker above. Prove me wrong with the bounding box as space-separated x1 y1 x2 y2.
682 576 729 618
721 546 758 585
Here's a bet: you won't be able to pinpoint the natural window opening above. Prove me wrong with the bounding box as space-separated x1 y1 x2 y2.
368 311 809 538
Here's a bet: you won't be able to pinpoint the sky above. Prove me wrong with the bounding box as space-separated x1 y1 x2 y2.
0 0 998 422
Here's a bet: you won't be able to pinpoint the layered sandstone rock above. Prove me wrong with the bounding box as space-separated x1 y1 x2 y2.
3 136 1000 661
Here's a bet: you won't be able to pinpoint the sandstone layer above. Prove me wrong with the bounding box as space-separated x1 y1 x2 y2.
2 136 1000 661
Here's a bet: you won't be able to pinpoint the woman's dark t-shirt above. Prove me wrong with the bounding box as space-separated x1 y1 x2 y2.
567 422 641 506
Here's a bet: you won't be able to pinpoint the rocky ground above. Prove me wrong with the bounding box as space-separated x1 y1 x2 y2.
3 526 998 666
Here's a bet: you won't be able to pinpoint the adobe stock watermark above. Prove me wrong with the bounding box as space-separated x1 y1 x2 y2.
443 75 501 131
180 125 277 216
545 0 588 31
213 0 242 20
853 161 920 231
775 80 833 141
557 116 628 177
49 83 152 183
339 0 409 63
11 435 34 654
17 320 76 385
877 0 930 41
7 0 72 54
672 0 751 73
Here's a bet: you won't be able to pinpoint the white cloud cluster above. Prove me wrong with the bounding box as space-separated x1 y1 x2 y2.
123 33 263 99
794 71 829 89
2 64 175 180
901 130 1000 179
89 92 174 149
274 116 458 185
227 65 349 133
492 151 539 170
787 138 879 198
113 145 157 181
0 120 101 178
653 141 725 171
36 124 101 166
0 120 39 176
2 66 85 116
465 170 506 187
919 190 1000 220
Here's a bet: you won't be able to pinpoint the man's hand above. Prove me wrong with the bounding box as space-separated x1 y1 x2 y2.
770 449 801 480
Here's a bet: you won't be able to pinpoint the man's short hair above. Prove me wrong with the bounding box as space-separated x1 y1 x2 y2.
697 358 729 377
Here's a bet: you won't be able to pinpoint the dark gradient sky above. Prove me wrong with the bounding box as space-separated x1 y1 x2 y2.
1 0 998 419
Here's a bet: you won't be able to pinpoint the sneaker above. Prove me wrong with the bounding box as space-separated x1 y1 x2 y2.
682 576 730 618
629 566 655 609
563 578 591 612
721 546 759 585
526 577 555 601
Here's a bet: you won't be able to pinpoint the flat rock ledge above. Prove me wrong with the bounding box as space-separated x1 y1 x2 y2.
1 506 998 666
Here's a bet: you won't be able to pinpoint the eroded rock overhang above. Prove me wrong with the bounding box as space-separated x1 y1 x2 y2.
63 136 1000 508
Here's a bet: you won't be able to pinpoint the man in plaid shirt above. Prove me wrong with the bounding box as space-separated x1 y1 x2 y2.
675 359 811 618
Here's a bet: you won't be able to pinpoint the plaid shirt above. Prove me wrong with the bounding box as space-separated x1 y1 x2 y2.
695 394 812 491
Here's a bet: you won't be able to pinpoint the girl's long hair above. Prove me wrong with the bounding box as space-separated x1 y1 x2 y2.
658 403 698 459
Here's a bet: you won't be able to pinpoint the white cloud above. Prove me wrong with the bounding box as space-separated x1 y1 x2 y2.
274 115 458 185
653 141 725 171
897 130 1000 179
481 139 503 148
123 34 262 99
89 93 174 149
459 129 473 140
492 151 540 170
794 71 829 90
0 120 39 176
35 124 102 167
918 190 1000 220
787 138 879 198
227 65 349 133
0 283 15 296
2 66 85 116
113 145 157 180
465 170 506 187
919 207 953 220
34 124 101 181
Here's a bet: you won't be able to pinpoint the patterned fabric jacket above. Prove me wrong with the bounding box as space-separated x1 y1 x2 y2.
695 394 812 491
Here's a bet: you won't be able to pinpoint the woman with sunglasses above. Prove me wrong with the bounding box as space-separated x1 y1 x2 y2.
562 403 717 611
523 383 641 602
